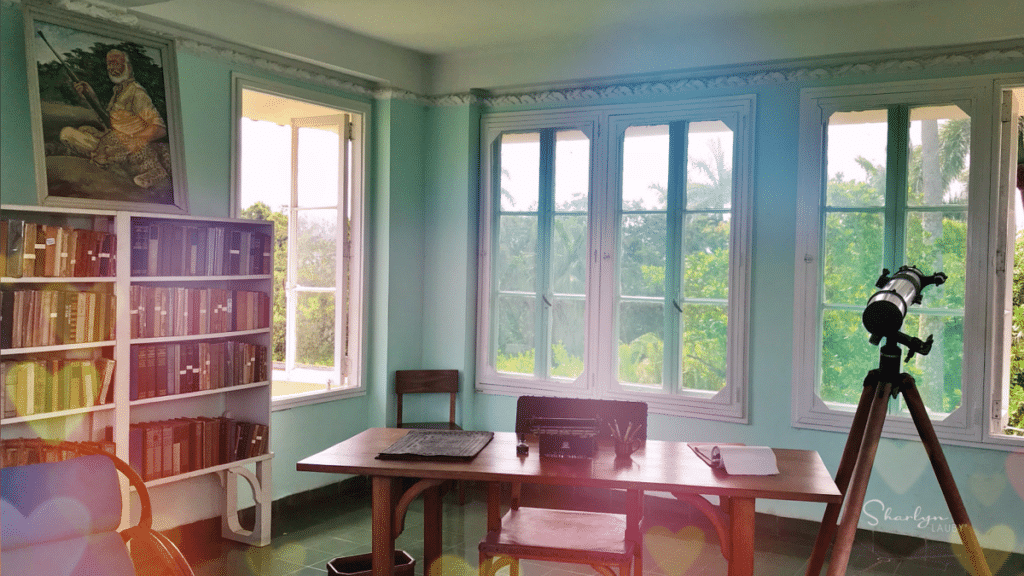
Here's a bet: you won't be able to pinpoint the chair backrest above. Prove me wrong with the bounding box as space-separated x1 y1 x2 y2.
395 369 459 428
515 395 648 443
1 454 137 576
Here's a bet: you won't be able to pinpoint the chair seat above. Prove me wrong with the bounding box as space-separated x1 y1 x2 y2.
479 507 636 563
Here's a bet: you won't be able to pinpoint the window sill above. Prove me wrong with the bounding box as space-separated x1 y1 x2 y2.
272 387 365 411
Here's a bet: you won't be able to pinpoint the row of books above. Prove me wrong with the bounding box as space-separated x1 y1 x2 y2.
1 358 116 418
129 417 268 481
130 221 272 277
130 340 268 400
0 288 116 349
1 219 116 279
129 285 269 339
1 438 115 468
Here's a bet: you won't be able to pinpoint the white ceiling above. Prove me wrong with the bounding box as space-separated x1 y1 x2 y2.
127 0 916 56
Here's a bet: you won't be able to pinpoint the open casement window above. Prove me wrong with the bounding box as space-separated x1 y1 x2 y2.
233 77 368 409
478 97 754 422
793 80 993 443
988 83 1024 445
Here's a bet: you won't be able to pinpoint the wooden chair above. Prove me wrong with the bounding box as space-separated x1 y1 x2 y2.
395 369 462 430
479 396 647 576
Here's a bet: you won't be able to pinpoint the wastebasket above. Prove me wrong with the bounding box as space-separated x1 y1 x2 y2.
327 550 416 576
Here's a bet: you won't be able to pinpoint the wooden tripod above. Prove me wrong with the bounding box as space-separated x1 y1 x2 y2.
805 338 993 576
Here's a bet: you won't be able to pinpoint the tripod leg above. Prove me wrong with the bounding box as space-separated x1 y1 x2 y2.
806 376 878 576
900 378 994 576
825 378 893 576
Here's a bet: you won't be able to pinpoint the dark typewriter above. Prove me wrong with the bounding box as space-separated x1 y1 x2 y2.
529 417 599 459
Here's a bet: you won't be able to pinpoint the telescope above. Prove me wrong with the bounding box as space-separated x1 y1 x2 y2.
862 265 946 340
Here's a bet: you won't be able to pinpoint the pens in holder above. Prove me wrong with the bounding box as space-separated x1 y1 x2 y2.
609 420 643 457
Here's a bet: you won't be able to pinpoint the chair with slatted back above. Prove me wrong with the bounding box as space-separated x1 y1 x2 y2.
478 396 647 576
395 369 462 430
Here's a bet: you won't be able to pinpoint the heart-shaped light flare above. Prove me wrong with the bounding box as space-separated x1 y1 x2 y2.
874 439 928 494
949 524 1015 575
967 472 1006 508
644 525 707 576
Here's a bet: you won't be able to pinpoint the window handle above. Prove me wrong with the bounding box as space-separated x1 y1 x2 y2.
542 295 552 307
673 299 683 313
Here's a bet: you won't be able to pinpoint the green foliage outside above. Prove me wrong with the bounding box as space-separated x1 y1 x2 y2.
242 202 338 369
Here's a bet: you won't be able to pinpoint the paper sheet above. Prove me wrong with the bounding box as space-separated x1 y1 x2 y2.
691 444 779 475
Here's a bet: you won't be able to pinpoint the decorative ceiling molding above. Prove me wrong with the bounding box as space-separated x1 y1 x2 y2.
475 44 1024 107
14 0 1024 109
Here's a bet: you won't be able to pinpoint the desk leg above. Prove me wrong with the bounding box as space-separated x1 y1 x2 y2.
424 484 443 576
728 498 755 576
372 476 397 576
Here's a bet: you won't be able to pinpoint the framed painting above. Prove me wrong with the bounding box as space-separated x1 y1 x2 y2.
24 6 188 213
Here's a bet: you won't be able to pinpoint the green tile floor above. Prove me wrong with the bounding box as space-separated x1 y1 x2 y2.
188 483 1024 576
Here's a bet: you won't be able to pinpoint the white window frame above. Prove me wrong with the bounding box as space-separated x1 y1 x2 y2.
230 74 369 411
792 77 1006 446
477 96 755 422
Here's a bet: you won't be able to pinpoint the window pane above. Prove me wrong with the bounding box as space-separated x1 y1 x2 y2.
497 215 537 293
500 132 540 212
681 303 727 392
823 212 884 306
618 300 664 387
905 210 967 311
897 312 963 415
552 214 586 294
907 106 970 208
495 294 535 375
622 125 668 210
551 298 585 380
296 125 340 208
820 308 877 405
620 214 666 298
295 291 335 368
826 110 887 207
683 213 729 300
687 121 733 210
295 209 337 288
554 130 589 210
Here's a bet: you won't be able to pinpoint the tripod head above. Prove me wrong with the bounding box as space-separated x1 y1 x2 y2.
862 265 945 365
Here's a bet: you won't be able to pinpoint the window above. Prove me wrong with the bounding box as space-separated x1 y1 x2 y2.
478 97 754 421
232 76 368 409
793 79 999 443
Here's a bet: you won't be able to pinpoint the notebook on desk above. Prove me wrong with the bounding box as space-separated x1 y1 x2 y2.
689 442 779 476
376 430 494 462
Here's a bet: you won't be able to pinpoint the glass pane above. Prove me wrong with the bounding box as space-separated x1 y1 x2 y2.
295 291 335 368
554 130 590 211
687 121 733 210
905 210 967 311
620 214 667 298
495 294 535 375
820 308 877 405
683 213 729 300
496 215 537 292
295 209 338 288
826 110 887 207
899 312 963 415
551 298 585 380
552 214 587 294
500 132 540 212
907 105 970 208
618 300 664 387
681 303 727 392
1009 225 1024 435
622 125 669 211
296 125 340 208
823 212 885 306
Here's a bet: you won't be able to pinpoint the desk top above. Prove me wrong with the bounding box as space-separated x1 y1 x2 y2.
297 428 841 503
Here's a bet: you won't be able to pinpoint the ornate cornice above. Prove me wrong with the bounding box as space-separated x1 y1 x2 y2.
15 0 1024 108
480 44 1024 107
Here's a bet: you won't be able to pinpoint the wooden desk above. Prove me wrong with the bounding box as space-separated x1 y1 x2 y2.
297 428 841 576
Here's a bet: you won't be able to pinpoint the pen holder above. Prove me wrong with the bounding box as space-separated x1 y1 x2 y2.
614 439 639 459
